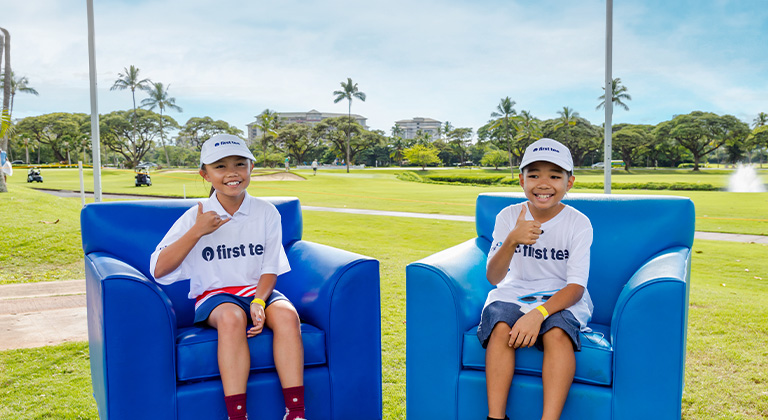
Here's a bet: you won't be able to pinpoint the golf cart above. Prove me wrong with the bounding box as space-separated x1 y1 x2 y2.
135 167 152 187
27 168 43 183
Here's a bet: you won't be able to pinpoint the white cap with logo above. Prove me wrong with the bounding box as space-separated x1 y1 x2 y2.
519 138 573 172
199 134 256 166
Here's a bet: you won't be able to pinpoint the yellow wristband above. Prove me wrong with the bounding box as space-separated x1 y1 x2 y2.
251 298 266 309
535 305 549 319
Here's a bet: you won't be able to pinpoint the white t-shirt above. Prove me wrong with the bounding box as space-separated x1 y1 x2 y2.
484 202 594 330
149 192 291 299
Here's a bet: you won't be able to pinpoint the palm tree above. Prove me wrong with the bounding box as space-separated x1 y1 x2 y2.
333 78 366 173
554 106 580 145
1 27 12 193
110 65 152 146
489 97 517 175
0 72 39 118
596 77 632 111
141 82 182 167
254 109 280 168
753 112 768 128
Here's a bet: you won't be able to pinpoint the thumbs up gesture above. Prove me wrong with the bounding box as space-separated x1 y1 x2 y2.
508 205 542 246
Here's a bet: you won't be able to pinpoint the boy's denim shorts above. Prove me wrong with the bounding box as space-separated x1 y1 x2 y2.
477 300 582 351
194 289 289 325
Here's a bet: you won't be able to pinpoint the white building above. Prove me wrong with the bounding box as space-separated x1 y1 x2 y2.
394 117 442 140
248 109 368 143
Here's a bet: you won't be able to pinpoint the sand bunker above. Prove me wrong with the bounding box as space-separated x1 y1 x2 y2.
251 172 305 181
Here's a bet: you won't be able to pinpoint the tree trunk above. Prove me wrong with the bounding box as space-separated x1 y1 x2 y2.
0 28 12 193
346 101 351 173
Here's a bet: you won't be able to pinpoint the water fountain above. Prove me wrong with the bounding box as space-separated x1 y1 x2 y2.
728 163 766 192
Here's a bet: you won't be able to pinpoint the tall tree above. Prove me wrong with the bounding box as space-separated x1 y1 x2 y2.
0 72 39 119
254 109 280 168
753 112 768 128
389 124 407 166
276 123 320 164
612 124 653 172
141 82 182 167
513 110 542 161
0 27 11 193
554 106 580 142
314 116 375 165
110 65 152 149
99 109 168 168
333 77 366 173
403 144 441 170
178 117 243 151
597 77 632 111
654 111 750 171
489 97 517 175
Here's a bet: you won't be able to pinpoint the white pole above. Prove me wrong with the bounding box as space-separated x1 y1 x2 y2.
87 0 102 202
78 161 85 207
183 184 186 199
604 0 613 194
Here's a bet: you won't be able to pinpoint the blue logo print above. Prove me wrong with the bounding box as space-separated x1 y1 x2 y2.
202 247 215 261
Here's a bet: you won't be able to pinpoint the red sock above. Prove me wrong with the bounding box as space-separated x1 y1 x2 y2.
224 393 247 420
282 386 305 420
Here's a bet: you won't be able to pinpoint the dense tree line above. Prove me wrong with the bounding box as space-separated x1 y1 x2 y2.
6 108 767 171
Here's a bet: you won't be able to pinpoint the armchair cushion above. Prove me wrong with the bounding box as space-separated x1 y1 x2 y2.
176 324 327 382
461 323 613 386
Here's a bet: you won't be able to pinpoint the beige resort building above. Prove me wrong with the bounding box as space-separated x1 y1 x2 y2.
394 117 442 140
247 109 368 143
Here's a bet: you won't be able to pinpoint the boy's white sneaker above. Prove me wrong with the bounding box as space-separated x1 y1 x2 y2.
283 408 306 420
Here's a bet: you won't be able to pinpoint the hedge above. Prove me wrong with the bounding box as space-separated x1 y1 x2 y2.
397 172 718 191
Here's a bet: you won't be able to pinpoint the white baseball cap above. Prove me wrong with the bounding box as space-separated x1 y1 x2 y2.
199 134 256 166
519 138 573 172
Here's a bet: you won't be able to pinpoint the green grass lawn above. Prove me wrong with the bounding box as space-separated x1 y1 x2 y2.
7 166 767 235
1 172 767 419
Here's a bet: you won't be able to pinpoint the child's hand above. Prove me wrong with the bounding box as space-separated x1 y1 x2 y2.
193 202 230 236
247 303 266 337
508 309 545 348
507 206 542 246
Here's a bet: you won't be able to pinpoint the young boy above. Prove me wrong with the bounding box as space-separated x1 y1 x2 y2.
477 138 593 420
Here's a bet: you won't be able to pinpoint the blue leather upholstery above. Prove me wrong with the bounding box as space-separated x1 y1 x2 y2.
81 198 382 420
407 193 694 420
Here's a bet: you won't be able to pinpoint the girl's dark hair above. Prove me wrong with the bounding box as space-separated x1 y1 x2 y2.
200 163 215 197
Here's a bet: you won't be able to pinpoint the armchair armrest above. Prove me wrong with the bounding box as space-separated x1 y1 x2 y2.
85 252 178 420
279 240 382 420
406 238 491 420
610 246 691 420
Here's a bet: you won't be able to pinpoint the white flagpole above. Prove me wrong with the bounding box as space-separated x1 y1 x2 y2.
604 0 613 194
87 0 102 202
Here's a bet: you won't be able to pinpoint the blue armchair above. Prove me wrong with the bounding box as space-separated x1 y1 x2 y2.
406 193 695 420
81 197 382 420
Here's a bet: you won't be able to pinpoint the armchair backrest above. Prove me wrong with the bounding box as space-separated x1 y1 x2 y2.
476 193 695 325
81 197 303 326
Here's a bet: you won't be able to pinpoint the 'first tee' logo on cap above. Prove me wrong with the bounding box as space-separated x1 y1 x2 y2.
532 147 560 153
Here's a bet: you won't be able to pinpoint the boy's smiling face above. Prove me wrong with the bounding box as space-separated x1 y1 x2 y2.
519 160 575 219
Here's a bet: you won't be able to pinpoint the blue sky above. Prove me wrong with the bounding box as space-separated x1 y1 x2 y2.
5 0 768 137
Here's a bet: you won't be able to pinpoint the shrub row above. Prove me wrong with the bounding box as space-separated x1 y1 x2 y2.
397 172 718 191
575 182 719 191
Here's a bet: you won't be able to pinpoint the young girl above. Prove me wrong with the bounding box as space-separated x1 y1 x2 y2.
478 138 593 420
150 134 306 420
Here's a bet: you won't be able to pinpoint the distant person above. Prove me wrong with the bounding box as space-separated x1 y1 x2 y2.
0 149 11 183
479 138 593 420
150 134 307 420
311 159 318 176
284 157 290 172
